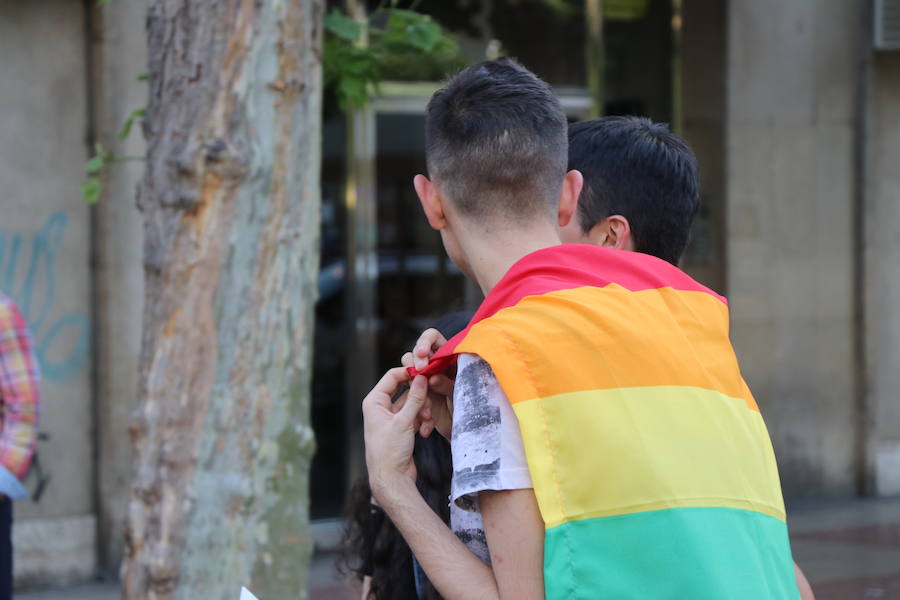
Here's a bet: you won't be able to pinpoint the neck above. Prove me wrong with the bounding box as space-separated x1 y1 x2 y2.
457 219 562 294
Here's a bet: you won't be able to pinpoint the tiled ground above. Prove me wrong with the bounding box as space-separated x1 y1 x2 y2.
17 496 900 599
789 497 900 599
15 551 358 600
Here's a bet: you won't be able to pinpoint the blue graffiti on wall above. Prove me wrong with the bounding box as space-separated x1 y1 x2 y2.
0 211 91 383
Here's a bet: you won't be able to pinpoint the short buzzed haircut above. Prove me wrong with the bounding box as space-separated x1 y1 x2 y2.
425 58 568 222
568 117 700 265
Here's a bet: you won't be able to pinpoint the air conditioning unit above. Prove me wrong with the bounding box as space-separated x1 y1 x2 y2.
875 0 900 50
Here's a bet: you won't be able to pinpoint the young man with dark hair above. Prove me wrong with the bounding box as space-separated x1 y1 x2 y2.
363 58 803 599
560 116 699 263
408 116 703 445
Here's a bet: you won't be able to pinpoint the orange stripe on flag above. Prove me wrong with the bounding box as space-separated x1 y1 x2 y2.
456 285 757 410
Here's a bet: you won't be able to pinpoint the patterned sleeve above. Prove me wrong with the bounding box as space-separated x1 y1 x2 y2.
449 353 532 512
0 296 40 479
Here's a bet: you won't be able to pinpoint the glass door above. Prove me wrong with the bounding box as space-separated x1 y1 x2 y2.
311 83 594 521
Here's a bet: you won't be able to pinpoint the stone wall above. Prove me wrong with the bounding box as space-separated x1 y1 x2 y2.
724 0 861 497
91 0 147 575
865 52 900 496
681 0 726 293
0 0 96 584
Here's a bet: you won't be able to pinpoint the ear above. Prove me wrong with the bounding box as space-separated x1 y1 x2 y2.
414 174 448 230
589 214 634 251
557 169 584 228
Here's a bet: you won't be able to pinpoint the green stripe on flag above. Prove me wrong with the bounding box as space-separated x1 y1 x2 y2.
543 506 800 600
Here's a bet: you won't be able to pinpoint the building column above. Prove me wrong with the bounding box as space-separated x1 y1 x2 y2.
90 0 147 575
723 0 861 498
865 52 900 497
680 0 726 293
0 0 97 586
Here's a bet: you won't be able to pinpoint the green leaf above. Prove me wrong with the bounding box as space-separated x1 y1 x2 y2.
380 10 441 52
405 21 441 51
81 177 102 204
338 77 369 110
341 50 378 77
85 154 105 174
604 0 650 20
322 6 468 112
324 9 361 42
538 0 577 17
136 73 149 82
96 0 113 5
118 107 146 141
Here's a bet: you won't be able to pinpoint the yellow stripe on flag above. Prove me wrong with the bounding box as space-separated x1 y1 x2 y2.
512 385 785 529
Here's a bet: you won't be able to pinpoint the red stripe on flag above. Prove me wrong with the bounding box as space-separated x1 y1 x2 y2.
407 244 725 378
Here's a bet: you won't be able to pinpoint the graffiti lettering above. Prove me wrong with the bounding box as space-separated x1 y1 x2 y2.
0 211 90 383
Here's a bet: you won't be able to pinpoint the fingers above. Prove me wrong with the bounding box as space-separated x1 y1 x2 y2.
394 389 433 422
431 395 454 441
387 386 435 438
428 374 454 397
364 367 446 438
364 367 411 411
412 328 448 370
401 352 414 368
415 328 447 354
396 375 428 427
376 367 412 393
392 390 408 414
414 389 441 434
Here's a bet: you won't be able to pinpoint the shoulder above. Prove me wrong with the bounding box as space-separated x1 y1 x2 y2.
453 354 506 426
451 354 504 495
456 352 489 371
453 354 505 423
453 353 501 396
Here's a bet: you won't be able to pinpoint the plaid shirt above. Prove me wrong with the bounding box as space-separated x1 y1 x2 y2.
0 292 39 480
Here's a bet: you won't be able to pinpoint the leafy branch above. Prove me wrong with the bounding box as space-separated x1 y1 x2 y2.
323 6 467 110
82 84 146 203
84 5 464 202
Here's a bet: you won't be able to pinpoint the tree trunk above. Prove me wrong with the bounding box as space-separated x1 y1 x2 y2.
122 1 322 598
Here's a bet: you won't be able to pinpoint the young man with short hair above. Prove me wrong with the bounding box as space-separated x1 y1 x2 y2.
363 59 802 599
405 115 703 446
561 116 700 261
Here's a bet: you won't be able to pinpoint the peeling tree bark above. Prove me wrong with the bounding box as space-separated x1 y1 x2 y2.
122 1 322 598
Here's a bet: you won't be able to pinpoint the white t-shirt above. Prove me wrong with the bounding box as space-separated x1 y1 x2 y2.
448 353 533 563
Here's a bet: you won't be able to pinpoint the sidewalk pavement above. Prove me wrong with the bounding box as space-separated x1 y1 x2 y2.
15 551 357 600
17 496 900 599
788 496 900 599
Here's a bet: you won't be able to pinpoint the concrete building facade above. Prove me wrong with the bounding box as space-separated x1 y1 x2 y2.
1 0 102 585
725 0 863 498
0 0 897 588
0 0 146 585
720 0 900 500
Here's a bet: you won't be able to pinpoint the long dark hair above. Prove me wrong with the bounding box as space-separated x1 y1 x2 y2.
340 312 472 600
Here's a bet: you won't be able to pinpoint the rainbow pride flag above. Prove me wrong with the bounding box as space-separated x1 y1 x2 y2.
411 244 799 599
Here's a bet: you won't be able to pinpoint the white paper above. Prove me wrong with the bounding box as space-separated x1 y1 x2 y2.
240 587 259 600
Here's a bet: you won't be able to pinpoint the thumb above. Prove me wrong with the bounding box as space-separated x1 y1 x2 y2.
396 375 427 427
